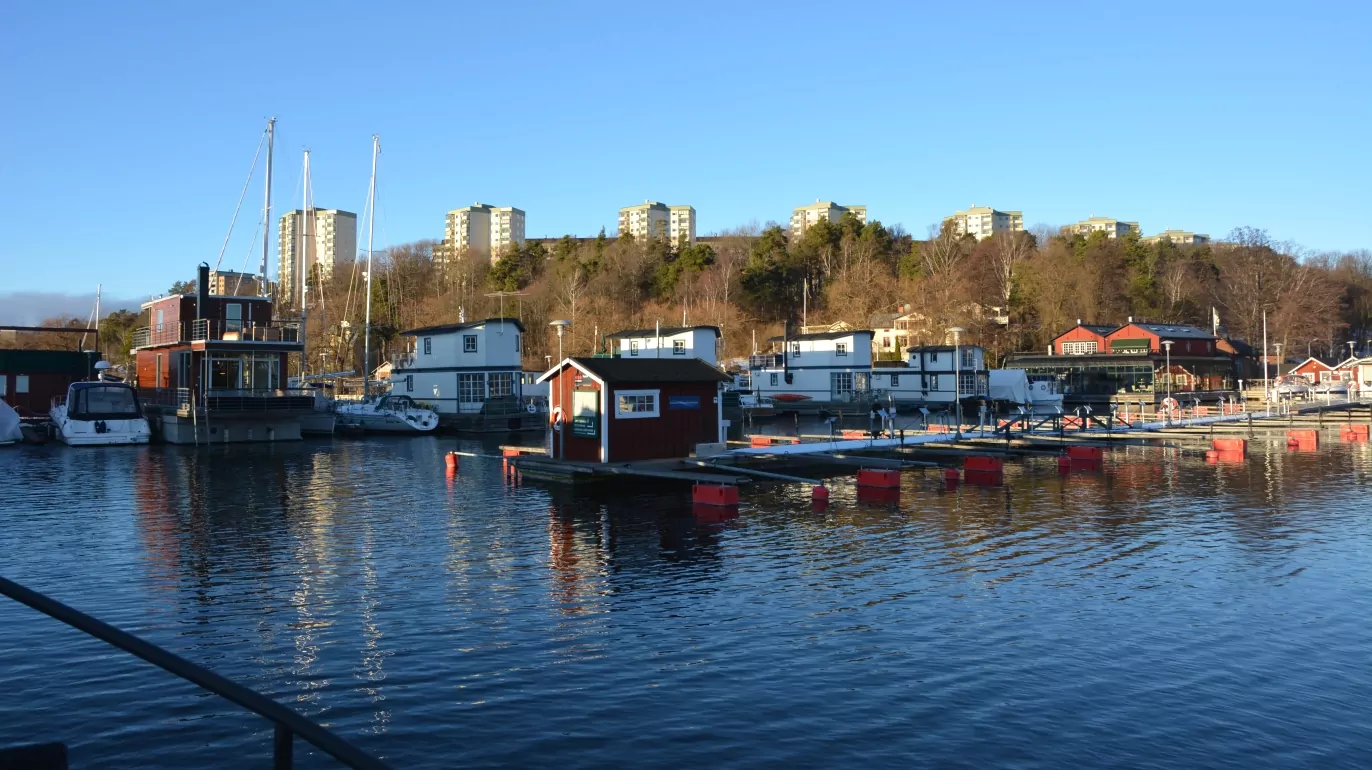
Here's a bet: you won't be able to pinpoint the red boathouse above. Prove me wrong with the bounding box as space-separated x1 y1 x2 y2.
538 357 731 463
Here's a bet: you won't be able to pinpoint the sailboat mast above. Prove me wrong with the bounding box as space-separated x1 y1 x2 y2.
261 118 275 297
364 134 378 395
300 150 311 377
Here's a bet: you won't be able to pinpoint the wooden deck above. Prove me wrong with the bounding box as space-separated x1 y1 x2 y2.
509 456 754 486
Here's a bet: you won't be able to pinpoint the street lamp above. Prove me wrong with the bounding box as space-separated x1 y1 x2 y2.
549 320 572 362
1348 340 1356 360
1161 339 1173 424
948 326 966 438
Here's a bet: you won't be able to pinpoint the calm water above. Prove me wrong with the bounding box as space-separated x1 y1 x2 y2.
4 435 1372 768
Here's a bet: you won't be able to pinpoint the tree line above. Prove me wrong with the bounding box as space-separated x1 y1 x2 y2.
25 219 1372 376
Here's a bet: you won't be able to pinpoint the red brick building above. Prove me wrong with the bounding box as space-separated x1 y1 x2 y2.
540 357 730 463
1050 322 1117 355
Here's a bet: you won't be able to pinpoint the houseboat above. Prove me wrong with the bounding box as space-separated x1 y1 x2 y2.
870 344 990 407
747 328 874 409
539 357 730 463
602 325 721 364
132 264 314 443
388 317 540 432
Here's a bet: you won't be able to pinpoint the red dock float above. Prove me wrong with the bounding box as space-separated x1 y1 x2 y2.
502 448 522 457
963 456 1005 473
692 483 740 507
857 486 901 504
856 469 901 489
1066 446 1104 462
1211 438 1247 454
1287 429 1318 442
964 469 1004 486
841 429 867 439
1345 424 1370 437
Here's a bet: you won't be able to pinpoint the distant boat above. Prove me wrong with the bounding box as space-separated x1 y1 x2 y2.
771 393 813 403
50 381 150 446
335 394 438 434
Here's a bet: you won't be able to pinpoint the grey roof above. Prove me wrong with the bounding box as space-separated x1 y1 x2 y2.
603 325 721 339
869 313 901 327
563 357 731 384
1127 323 1216 340
401 318 525 336
766 330 873 343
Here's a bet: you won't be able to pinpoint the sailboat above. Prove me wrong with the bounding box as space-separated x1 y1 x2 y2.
292 148 338 435
332 135 439 435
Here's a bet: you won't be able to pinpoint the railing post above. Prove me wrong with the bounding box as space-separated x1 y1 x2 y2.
274 723 293 770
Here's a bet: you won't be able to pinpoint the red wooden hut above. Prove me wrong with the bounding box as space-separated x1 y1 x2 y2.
1050 322 1118 355
538 357 731 463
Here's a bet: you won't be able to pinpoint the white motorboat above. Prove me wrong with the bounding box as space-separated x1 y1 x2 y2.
0 399 22 445
49 381 151 446
335 394 438 434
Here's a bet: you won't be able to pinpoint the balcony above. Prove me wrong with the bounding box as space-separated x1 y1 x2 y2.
140 387 316 416
133 320 301 349
748 354 784 369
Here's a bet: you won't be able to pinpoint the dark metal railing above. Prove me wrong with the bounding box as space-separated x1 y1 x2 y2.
747 354 783 369
137 388 317 414
132 321 301 349
0 576 390 770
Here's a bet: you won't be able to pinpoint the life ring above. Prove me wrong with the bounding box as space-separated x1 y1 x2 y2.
550 406 563 430
1161 397 1180 414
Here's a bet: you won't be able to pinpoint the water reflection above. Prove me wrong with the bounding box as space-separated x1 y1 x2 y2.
4 436 1372 768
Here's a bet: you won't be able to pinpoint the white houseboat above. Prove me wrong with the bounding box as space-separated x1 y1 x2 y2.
602 325 721 365
870 344 990 406
748 329 875 407
389 317 540 432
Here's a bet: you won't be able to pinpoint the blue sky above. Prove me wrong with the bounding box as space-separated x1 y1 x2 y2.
1 0 1368 313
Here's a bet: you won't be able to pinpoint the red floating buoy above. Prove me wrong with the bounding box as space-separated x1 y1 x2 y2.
445 452 458 469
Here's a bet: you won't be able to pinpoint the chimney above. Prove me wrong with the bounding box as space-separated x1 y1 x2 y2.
196 262 210 320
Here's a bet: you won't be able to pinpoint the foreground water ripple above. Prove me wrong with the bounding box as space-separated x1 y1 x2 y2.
4 436 1372 767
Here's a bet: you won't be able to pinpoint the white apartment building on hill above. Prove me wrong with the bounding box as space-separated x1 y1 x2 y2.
945 205 1023 241
442 203 527 263
619 201 696 247
790 200 866 238
1067 216 1141 239
277 208 357 302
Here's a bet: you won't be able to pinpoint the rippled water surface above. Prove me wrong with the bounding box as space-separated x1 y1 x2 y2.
4 435 1372 768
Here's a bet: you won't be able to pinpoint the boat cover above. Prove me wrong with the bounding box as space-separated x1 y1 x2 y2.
0 399 22 443
988 370 1031 404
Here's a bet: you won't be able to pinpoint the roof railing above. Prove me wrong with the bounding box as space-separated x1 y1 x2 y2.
0 576 391 770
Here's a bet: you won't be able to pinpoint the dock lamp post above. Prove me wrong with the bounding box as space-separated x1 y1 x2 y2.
549 320 572 363
1349 340 1356 360
1161 340 1173 425
549 320 572 461
949 326 966 438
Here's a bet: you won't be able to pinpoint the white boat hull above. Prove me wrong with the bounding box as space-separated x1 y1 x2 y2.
337 412 437 433
50 407 151 446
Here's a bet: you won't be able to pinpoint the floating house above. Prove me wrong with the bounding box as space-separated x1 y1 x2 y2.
539 357 730 463
872 344 990 405
389 317 539 431
748 329 874 407
1287 357 1336 385
603 325 721 365
133 264 312 443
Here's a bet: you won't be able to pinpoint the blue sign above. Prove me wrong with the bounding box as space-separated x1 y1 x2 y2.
668 395 700 410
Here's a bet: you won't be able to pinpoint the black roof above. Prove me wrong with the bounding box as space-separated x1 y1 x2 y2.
906 345 967 353
401 318 525 336
765 330 873 342
603 325 720 339
1055 322 1118 337
1127 323 1216 340
564 357 731 384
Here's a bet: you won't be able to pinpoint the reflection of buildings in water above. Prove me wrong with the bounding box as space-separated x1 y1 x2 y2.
132 448 181 580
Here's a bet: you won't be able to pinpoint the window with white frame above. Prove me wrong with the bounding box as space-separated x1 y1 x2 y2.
459 373 486 403
769 373 778 386
961 348 975 368
959 372 976 394
672 339 686 355
615 389 659 418
406 375 414 392
464 335 478 353
630 341 640 356
890 373 900 387
423 337 432 355
831 371 854 395
488 372 514 398
836 343 848 356
791 342 801 358
1061 341 1097 355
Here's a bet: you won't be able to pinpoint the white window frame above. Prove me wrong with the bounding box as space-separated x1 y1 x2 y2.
769 373 778 386
614 389 660 419
672 339 686 356
423 337 432 355
463 335 478 353
890 373 900 387
836 343 848 357
630 340 640 356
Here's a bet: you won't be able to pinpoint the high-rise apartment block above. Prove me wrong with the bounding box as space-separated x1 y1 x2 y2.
1068 216 1141 239
1141 229 1210 246
277 208 357 302
669 205 696 247
945 205 1024 241
441 203 526 263
790 200 867 238
207 270 266 297
618 201 695 246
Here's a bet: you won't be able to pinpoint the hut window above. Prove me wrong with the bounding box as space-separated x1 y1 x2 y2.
672 339 686 355
769 373 778 386
630 341 640 356
489 372 514 398
836 343 848 357
15 375 29 393
459 374 486 403
890 373 900 387
406 375 413 392
464 335 478 353
423 337 432 355
615 389 659 419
